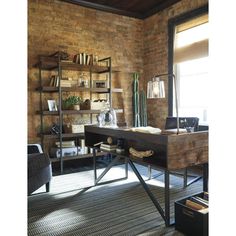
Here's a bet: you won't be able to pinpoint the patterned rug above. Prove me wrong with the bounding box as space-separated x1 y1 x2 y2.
28 163 203 235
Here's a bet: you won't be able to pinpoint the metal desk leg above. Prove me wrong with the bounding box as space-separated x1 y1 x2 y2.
203 163 208 192
125 156 128 178
164 170 170 226
128 159 165 222
93 148 128 186
93 148 97 185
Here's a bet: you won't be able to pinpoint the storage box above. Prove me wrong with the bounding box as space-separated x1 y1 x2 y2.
91 100 106 110
50 147 79 158
63 124 85 133
72 124 84 133
175 192 208 236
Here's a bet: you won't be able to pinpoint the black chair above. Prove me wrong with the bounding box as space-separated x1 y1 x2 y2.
28 144 52 195
165 117 199 131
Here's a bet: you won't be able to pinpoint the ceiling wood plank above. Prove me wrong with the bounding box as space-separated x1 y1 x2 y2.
61 0 182 19
62 0 144 19
143 0 181 18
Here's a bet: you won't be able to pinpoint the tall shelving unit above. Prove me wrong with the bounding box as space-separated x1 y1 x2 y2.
36 54 123 173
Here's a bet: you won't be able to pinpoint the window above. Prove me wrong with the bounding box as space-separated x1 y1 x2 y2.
173 14 209 125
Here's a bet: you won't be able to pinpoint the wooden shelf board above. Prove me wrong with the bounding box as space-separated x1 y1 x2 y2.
62 110 101 114
50 151 107 162
36 57 110 73
40 133 85 139
39 110 102 115
37 86 110 93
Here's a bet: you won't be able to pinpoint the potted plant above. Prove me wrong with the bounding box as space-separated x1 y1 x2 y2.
62 95 83 110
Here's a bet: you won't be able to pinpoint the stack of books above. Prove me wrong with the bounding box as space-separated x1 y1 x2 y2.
100 143 117 152
55 140 75 148
185 192 209 213
60 78 77 87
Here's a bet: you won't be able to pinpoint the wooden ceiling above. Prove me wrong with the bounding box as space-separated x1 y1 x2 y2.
61 0 182 19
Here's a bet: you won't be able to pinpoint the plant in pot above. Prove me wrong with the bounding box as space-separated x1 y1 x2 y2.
62 95 83 110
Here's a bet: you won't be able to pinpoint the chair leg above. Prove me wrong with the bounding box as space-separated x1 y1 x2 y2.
148 165 152 180
46 182 50 192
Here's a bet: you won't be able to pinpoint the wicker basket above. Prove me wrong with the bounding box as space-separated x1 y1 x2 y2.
80 99 91 110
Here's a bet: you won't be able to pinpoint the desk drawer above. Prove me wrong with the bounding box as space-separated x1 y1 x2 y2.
167 132 208 170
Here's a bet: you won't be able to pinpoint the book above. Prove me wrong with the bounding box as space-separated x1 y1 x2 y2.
90 54 93 65
49 76 55 87
100 143 117 149
55 76 59 87
185 199 206 211
100 146 117 152
86 54 91 65
55 140 75 148
77 53 83 65
83 53 86 65
73 54 77 63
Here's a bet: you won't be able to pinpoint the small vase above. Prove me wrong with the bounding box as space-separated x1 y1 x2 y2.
73 104 80 110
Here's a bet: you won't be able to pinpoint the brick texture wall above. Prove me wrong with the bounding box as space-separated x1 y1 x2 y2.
28 0 207 143
28 0 144 142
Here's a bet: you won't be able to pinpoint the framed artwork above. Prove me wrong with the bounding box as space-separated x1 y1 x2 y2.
92 80 107 88
47 100 57 111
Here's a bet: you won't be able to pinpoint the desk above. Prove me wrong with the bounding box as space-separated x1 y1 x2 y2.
85 126 208 226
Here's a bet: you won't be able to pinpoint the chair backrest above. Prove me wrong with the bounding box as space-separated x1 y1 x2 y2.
28 144 43 154
165 117 199 131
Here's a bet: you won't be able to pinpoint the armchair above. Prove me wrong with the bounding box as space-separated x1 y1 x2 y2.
28 144 52 195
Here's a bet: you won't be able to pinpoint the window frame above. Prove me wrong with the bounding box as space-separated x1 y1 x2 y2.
167 4 208 116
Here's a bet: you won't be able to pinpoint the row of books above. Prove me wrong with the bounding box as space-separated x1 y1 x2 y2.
185 192 209 214
73 53 97 66
49 76 77 87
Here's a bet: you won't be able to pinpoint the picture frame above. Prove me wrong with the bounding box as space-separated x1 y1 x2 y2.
92 80 107 88
47 100 58 111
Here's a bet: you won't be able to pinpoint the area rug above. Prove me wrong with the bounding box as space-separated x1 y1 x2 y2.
28 164 203 236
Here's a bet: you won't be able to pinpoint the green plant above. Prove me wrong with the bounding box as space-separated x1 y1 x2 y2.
63 95 83 109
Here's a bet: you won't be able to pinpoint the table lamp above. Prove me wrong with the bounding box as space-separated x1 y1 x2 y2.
147 73 179 134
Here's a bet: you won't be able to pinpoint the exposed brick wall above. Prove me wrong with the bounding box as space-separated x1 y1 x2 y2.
143 0 208 129
28 0 207 143
28 0 143 142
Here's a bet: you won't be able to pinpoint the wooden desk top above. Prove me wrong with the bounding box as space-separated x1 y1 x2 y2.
85 126 208 171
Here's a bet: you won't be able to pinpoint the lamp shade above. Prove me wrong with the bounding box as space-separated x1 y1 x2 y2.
146 73 180 134
147 76 165 99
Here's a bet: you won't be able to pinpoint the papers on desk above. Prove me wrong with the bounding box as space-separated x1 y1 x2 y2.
129 126 162 134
